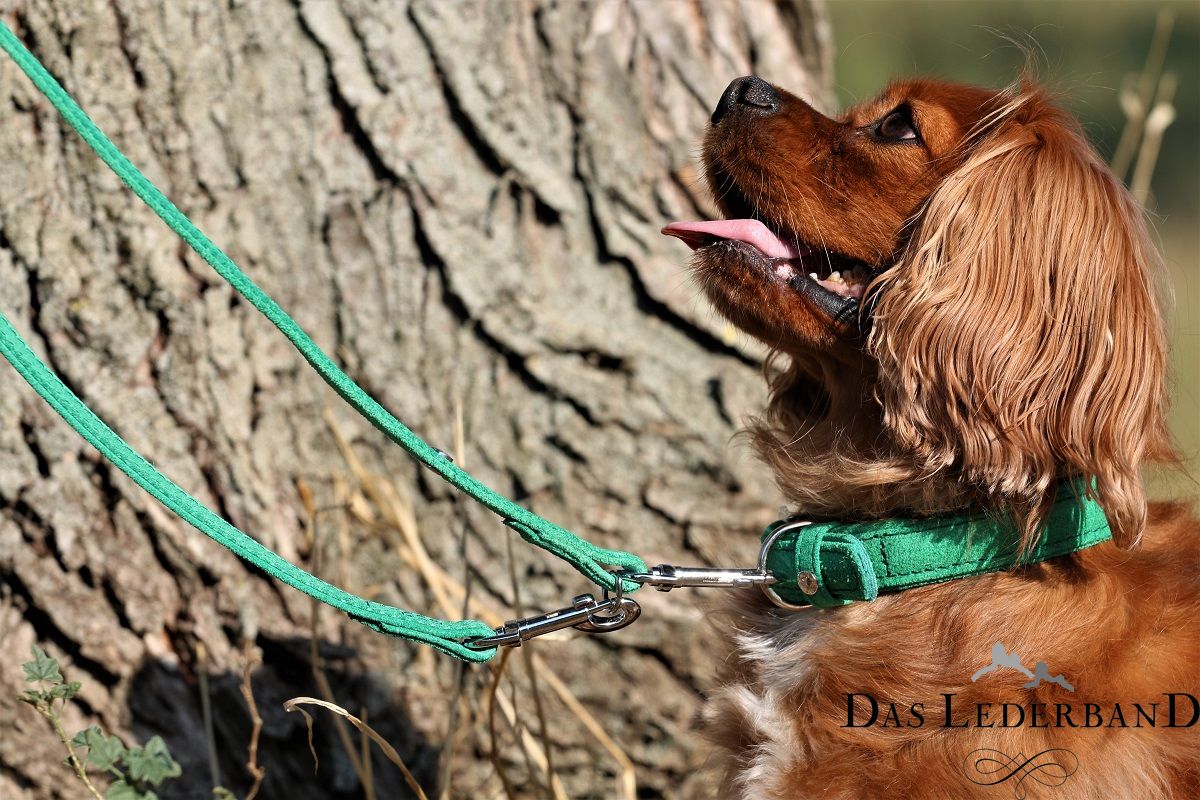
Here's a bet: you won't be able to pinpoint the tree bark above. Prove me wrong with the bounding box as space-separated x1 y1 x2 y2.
0 1 830 797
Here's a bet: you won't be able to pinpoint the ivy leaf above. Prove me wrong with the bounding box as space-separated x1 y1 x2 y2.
73 726 127 772
124 736 181 786
22 645 62 685
72 725 102 748
20 688 47 706
106 779 156 800
49 681 82 700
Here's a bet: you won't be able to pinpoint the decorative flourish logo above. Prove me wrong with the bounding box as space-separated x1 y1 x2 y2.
963 748 1079 799
971 642 1074 692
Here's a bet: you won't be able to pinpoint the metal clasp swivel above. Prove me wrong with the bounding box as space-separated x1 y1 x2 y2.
615 518 814 611
614 564 778 591
463 592 642 650
463 519 816 652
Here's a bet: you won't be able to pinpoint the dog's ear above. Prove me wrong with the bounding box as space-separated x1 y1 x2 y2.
867 88 1172 547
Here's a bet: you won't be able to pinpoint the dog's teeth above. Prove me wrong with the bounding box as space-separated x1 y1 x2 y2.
829 271 843 283
808 273 818 280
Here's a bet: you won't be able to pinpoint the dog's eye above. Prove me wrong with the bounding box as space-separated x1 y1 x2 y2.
875 108 919 142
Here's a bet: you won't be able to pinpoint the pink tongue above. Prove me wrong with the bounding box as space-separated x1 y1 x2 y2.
661 219 800 260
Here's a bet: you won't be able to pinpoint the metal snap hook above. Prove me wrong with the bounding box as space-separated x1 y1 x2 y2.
462 592 643 650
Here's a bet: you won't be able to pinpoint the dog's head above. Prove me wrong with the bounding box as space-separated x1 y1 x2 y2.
665 76 1172 545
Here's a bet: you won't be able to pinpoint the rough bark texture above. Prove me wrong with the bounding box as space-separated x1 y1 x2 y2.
0 1 830 797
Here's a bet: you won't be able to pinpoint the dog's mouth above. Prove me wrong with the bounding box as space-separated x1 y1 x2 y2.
662 219 872 298
660 218 874 329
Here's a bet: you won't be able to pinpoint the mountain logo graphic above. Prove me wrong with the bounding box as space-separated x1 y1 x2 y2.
971 643 1075 692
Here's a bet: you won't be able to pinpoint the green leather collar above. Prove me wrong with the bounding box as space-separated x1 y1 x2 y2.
762 483 1112 608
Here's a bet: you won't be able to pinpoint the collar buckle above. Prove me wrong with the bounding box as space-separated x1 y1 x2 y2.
758 519 822 610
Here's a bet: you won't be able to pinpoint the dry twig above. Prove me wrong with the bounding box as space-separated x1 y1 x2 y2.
284 697 429 800
239 648 267 800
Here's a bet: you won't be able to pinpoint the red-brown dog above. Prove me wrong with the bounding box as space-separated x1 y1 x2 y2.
665 76 1199 798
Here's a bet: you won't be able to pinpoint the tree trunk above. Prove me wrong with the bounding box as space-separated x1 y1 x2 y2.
0 1 829 797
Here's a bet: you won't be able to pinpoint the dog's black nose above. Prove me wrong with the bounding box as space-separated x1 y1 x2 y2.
711 76 780 125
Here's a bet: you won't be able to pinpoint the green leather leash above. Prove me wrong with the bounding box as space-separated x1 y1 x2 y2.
0 20 1116 662
0 19 644 662
0 312 497 661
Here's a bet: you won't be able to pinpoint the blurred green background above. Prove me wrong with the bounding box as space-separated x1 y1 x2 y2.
828 0 1199 484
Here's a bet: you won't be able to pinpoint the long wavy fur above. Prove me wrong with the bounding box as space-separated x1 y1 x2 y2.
699 76 1198 800
750 83 1173 547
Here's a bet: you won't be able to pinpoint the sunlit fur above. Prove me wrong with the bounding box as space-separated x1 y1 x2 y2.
691 78 1200 798
870 87 1172 548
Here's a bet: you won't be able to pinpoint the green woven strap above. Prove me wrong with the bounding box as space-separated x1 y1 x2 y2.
0 312 495 660
0 21 645 660
763 484 1112 607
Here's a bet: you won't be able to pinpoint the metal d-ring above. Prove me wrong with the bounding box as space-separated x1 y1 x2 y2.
461 591 643 650
757 519 817 611
576 593 642 633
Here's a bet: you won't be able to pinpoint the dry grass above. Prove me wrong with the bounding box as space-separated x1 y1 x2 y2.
1111 8 1178 206
284 696 430 800
275 405 639 800
239 647 267 800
